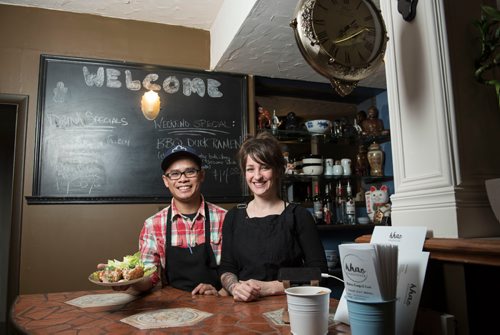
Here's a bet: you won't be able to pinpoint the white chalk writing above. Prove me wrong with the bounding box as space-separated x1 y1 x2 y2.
46 111 128 129
82 66 223 97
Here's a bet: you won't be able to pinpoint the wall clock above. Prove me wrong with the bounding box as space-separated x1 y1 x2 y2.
290 0 389 96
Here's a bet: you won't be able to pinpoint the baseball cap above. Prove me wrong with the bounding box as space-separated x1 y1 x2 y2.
161 144 202 171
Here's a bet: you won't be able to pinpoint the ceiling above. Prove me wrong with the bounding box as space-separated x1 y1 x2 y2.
0 0 386 90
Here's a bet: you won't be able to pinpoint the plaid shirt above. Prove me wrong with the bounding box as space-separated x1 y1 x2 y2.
139 196 226 287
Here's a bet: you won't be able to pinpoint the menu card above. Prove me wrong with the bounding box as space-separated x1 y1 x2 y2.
371 226 429 335
335 226 428 335
338 243 398 302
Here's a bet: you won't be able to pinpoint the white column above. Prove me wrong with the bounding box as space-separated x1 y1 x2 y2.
380 0 500 237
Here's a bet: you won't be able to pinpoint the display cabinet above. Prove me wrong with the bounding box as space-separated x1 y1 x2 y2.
273 129 392 227
251 75 391 285
251 76 392 226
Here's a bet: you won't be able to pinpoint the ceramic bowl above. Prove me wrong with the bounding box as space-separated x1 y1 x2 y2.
302 155 323 165
302 164 323 175
305 119 332 134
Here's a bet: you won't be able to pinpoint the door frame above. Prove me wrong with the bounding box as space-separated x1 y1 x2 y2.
1 94 28 332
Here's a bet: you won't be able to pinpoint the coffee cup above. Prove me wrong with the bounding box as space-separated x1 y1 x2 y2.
285 286 331 335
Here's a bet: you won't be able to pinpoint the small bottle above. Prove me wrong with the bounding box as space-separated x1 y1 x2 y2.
322 184 333 225
305 184 312 203
335 181 345 224
312 183 324 224
345 181 356 224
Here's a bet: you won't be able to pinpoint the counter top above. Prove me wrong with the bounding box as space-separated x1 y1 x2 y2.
11 286 350 334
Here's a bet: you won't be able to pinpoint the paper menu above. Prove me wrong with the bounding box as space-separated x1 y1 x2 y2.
371 226 429 335
395 252 429 335
338 243 398 302
370 226 427 253
334 225 429 334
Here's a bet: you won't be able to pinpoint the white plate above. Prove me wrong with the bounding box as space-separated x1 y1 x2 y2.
88 268 155 287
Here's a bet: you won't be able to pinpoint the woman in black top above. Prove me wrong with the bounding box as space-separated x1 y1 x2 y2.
220 132 327 302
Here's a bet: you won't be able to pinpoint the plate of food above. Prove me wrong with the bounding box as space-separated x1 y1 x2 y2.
89 252 157 287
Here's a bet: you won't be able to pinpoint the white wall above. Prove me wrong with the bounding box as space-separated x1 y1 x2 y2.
210 0 257 70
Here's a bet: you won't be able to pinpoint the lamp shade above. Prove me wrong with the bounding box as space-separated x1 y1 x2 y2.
141 90 161 120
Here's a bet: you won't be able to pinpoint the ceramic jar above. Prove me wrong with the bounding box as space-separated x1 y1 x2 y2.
333 160 343 176
367 142 384 176
341 158 351 176
325 158 334 175
302 155 323 175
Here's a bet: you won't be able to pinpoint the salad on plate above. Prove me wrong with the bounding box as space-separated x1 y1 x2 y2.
89 251 156 286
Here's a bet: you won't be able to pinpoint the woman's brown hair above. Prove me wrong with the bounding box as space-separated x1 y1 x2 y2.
237 131 286 183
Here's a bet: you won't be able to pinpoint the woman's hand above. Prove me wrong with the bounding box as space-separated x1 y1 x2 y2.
242 279 284 297
231 280 261 302
191 283 219 296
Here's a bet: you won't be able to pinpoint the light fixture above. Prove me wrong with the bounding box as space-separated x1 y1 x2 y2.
141 90 161 120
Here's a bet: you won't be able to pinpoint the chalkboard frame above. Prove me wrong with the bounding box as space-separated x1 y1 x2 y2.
27 55 249 204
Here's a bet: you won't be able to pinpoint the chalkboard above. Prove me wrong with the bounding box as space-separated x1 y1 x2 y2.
28 55 249 204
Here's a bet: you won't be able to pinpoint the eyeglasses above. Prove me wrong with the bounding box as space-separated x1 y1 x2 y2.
164 168 200 180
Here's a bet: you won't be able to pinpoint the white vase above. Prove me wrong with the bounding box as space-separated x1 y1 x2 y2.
341 158 352 176
486 178 500 224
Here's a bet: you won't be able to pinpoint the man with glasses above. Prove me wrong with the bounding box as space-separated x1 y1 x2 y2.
132 144 227 295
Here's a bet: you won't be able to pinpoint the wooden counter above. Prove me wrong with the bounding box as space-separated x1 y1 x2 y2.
11 287 350 334
355 234 500 266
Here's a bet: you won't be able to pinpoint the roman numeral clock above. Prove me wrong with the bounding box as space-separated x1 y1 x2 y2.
290 0 388 96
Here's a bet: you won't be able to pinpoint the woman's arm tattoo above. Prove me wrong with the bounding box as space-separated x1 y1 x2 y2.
221 272 238 295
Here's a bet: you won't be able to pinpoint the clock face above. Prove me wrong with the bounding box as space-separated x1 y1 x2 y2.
290 0 388 95
311 0 385 68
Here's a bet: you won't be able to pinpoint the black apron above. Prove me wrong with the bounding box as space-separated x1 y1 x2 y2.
233 203 303 281
164 203 221 291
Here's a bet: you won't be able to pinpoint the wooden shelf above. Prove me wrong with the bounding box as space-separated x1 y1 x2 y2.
283 174 393 184
355 235 500 267
359 134 391 145
264 129 390 145
254 75 385 104
362 175 394 183
283 174 354 183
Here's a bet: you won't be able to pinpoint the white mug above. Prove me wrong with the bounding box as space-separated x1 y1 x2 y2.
341 158 351 176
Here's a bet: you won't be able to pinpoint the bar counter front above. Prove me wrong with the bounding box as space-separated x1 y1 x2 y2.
11 286 351 334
